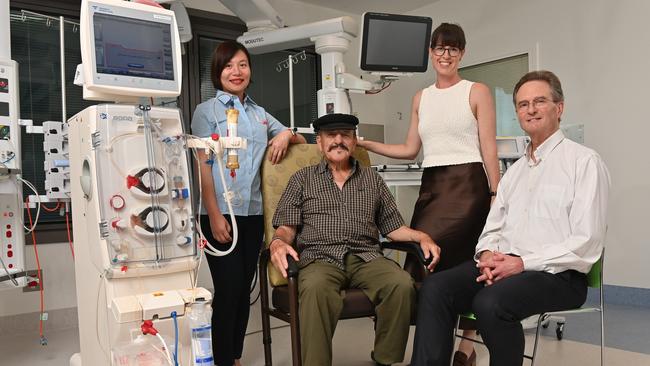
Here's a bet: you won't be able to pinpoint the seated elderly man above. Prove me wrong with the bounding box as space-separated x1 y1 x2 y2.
269 113 440 366
410 70 611 366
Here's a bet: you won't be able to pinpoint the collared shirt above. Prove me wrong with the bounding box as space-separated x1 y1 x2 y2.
475 130 611 274
273 158 405 270
191 90 286 216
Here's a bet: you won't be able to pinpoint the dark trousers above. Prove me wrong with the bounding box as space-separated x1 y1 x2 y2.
411 260 587 366
201 215 264 366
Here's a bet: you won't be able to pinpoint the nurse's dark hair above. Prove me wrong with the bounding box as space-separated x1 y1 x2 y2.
512 70 564 105
430 23 466 50
210 40 252 90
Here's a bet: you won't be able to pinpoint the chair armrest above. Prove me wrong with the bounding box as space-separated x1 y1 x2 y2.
381 241 433 266
259 247 300 278
286 255 299 278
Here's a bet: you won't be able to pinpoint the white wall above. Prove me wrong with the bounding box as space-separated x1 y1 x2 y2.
357 0 649 289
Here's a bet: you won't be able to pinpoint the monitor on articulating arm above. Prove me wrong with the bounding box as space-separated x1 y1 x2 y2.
78 0 182 101
359 12 432 75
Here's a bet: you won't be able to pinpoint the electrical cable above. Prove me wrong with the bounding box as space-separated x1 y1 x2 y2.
95 271 110 361
17 177 41 233
65 210 75 259
171 311 179 366
365 81 392 95
245 324 290 337
26 197 46 345
0 153 15 165
40 201 61 212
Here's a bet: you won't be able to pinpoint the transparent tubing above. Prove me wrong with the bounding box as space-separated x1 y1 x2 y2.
141 106 164 259
202 149 238 257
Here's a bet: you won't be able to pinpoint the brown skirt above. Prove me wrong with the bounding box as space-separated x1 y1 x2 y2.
410 162 491 273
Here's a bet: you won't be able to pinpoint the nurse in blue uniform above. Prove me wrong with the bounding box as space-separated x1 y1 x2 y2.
191 40 305 366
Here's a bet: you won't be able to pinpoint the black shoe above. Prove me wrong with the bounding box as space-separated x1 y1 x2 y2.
452 350 476 366
371 351 392 366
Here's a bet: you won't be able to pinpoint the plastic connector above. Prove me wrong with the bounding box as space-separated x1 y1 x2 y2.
141 319 159 336
126 175 140 189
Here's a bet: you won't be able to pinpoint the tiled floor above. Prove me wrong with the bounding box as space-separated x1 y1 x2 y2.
2 301 649 366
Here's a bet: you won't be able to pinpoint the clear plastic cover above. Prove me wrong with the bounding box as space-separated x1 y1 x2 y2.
93 104 196 266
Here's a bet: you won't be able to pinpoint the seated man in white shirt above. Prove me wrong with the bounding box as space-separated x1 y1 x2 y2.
410 70 610 366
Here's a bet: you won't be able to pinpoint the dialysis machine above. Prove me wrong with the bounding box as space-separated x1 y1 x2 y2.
0 58 26 289
69 0 212 365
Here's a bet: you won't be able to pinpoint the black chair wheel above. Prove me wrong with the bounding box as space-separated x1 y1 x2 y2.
555 322 565 340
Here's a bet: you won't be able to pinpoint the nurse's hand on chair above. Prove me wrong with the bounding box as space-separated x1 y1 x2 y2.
270 238 300 278
267 130 292 164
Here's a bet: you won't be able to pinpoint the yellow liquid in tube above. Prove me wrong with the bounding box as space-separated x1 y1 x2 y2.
226 108 240 170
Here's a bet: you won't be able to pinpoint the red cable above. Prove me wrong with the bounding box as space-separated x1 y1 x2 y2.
65 211 75 260
40 202 61 213
26 198 45 341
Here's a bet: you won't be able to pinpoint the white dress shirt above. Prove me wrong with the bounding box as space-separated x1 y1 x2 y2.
475 130 610 274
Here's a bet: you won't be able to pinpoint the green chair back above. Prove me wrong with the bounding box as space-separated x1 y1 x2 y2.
261 144 371 287
587 253 603 289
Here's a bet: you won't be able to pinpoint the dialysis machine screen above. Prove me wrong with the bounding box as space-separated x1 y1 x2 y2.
94 14 174 81
83 1 181 97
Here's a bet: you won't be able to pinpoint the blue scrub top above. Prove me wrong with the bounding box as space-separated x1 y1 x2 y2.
191 90 286 216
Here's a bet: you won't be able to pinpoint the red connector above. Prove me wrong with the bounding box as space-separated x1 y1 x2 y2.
141 320 159 336
126 175 140 189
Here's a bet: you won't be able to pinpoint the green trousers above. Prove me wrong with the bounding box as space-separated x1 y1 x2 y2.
298 254 415 366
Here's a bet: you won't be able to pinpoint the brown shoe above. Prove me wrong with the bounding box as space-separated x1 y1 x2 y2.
452 350 476 366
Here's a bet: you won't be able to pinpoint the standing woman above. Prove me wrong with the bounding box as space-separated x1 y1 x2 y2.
357 23 499 365
191 40 305 366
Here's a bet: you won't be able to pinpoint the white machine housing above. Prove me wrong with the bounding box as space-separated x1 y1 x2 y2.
68 103 209 366
0 59 26 289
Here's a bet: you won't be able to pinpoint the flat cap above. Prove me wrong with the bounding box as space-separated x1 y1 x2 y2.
312 113 359 132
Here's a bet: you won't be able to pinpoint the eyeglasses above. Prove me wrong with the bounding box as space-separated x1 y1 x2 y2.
432 46 461 57
516 97 554 111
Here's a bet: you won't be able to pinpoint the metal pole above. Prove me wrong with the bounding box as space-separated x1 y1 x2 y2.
288 54 294 129
59 16 67 122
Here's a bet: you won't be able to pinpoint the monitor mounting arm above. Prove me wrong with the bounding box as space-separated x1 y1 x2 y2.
220 0 385 116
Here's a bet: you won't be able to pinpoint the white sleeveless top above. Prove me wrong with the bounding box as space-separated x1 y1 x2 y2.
418 79 483 167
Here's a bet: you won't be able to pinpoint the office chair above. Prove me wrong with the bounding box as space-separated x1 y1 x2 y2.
259 143 429 366
452 249 605 366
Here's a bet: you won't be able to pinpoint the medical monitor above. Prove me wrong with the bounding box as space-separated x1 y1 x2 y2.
359 12 432 74
80 0 182 100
